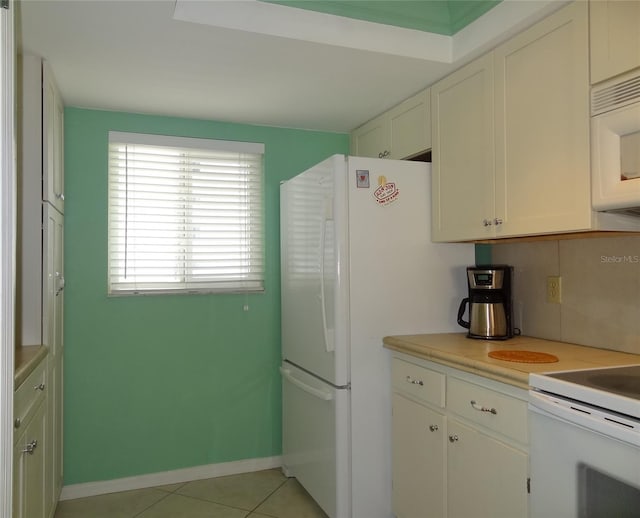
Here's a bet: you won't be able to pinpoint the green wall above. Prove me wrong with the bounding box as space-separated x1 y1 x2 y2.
475 244 492 265
63 108 349 485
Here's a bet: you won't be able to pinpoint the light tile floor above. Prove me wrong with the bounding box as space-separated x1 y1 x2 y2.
54 469 329 518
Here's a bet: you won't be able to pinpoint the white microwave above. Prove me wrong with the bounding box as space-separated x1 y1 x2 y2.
591 69 640 216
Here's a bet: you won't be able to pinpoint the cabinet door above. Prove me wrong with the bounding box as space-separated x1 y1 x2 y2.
431 54 495 242
590 0 640 85
14 402 47 518
42 207 64 515
392 393 446 518
42 207 63 355
46 354 63 515
447 419 527 518
13 439 23 518
42 62 64 214
494 0 591 238
388 89 430 159
351 114 390 159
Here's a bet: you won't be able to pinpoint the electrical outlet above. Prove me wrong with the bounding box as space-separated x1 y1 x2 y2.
547 276 562 304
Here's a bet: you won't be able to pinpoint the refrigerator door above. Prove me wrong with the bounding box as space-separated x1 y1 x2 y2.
280 155 349 386
281 361 350 518
345 156 474 518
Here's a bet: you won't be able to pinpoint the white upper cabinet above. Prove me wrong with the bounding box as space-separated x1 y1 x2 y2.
43 61 65 214
351 115 389 159
351 88 431 159
432 1 591 241
21 55 64 215
493 0 591 237
431 54 495 241
590 0 640 85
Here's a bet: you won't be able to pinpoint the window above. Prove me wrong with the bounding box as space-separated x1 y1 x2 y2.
107 132 264 295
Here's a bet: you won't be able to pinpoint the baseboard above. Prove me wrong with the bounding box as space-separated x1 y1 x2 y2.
60 455 283 501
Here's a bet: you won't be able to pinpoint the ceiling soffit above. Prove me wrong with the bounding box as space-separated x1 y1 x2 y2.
261 1 502 36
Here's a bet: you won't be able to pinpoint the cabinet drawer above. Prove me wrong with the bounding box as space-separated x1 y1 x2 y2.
14 359 47 438
447 377 527 443
391 358 445 408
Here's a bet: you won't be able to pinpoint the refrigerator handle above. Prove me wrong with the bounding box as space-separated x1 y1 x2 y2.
280 366 334 401
319 214 335 353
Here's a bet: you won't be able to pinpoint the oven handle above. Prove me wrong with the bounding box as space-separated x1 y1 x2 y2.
529 390 640 447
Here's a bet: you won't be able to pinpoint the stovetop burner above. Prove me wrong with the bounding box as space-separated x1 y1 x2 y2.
547 365 640 401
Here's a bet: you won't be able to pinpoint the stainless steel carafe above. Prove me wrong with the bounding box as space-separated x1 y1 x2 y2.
457 266 513 340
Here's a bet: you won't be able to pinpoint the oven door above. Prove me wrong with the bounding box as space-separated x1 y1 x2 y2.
529 391 640 518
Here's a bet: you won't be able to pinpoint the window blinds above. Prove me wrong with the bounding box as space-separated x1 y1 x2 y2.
107 132 264 295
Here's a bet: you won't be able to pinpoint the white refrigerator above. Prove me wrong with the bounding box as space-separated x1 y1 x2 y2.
280 155 474 518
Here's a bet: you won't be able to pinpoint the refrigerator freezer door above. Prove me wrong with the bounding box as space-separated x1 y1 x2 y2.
281 361 350 518
280 155 349 386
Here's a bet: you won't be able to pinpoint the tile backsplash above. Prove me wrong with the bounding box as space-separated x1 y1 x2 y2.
492 235 640 354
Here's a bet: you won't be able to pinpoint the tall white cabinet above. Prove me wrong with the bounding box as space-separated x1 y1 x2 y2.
17 54 64 518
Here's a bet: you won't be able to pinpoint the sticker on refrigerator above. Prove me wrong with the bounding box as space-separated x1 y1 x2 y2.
356 170 370 188
374 175 399 206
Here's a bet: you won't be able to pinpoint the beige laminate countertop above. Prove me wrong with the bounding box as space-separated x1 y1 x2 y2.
14 345 48 389
383 333 640 390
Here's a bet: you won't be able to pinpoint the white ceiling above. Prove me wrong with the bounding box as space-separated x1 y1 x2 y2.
17 0 565 133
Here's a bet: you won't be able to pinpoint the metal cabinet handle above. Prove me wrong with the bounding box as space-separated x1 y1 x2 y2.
470 400 497 415
405 375 424 386
22 440 38 455
494 218 503 226
34 383 45 391
14 418 21 429
483 219 493 227
448 434 459 443
55 272 65 296
56 193 65 201
378 150 390 159
429 424 439 432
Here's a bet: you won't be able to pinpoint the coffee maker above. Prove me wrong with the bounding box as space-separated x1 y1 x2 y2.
457 265 513 340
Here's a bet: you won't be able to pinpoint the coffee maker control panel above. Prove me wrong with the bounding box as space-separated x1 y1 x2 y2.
468 269 504 290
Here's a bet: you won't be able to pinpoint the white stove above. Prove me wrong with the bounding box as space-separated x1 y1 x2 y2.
528 364 640 517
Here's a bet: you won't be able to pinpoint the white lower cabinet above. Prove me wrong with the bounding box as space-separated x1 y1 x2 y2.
14 401 46 518
46 353 63 514
13 359 48 518
391 356 529 518
392 393 446 518
447 419 527 518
